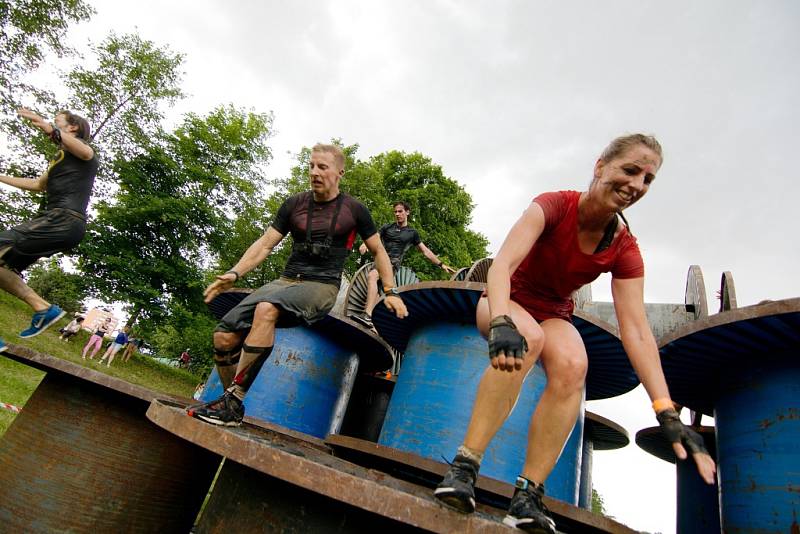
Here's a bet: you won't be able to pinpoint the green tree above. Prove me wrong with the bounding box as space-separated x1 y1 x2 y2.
64 32 185 190
0 0 94 113
591 488 607 515
368 150 488 280
77 106 274 325
146 302 216 375
25 257 87 313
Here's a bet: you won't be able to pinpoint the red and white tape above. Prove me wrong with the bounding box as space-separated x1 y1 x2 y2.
0 402 21 414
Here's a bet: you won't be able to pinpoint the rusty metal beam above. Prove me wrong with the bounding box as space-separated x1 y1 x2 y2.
148 399 516 533
324 434 639 534
0 345 220 533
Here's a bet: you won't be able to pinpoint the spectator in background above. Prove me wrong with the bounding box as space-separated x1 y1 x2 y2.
121 336 142 363
98 326 129 367
82 317 111 361
179 349 191 369
59 315 84 341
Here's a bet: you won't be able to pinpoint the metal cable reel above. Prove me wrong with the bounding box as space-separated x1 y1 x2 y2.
719 271 737 312
450 267 468 281
343 262 419 319
684 265 708 320
330 273 351 315
464 257 493 283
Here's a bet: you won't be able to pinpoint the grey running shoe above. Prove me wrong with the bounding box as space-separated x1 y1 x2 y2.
187 390 244 427
434 455 479 513
503 477 556 533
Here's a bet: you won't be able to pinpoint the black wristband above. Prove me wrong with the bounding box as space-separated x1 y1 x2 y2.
437 261 444 268
225 270 240 282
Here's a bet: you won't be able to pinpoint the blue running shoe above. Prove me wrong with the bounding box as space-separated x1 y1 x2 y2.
0 338 7 353
19 305 65 338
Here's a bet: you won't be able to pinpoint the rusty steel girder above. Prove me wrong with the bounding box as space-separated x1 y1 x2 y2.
0 346 220 533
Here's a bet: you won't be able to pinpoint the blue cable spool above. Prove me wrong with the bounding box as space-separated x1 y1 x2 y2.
659 298 800 531
715 364 799 532
198 327 357 438
578 412 629 510
377 321 584 503
202 288 394 440
636 425 720 533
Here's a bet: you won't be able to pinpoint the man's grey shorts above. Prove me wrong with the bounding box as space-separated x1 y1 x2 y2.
215 278 339 333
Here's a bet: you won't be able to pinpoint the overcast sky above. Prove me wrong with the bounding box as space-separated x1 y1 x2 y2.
53 1 800 532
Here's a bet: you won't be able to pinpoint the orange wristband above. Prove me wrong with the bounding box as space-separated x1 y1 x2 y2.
652 397 674 413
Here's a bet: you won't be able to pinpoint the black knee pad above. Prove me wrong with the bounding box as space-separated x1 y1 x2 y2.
213 346 241 367
233 344 273 391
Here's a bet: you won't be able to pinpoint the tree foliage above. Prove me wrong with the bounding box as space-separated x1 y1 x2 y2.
26 257 88 313
64 32 185 188
0 0 94 113
367 150 488 279
76 106 274 325
145 302 217 376
0 0 93 221
591 488 607 515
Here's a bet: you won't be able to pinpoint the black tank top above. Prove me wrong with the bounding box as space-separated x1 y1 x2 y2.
45 148 99 215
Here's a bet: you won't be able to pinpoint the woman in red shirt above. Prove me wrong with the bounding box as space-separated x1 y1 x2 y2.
435 134 716 532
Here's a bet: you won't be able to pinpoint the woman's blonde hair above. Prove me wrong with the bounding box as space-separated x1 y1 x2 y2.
600 134 662 165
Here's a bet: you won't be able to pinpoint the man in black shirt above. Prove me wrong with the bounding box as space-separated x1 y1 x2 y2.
188 144 407 426
0 108 98 350
353 201 454 328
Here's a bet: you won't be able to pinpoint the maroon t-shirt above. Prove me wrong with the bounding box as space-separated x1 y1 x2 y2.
510 190 644 321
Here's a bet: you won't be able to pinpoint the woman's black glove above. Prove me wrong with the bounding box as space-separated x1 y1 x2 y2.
656 408 709 456
488 315 528 360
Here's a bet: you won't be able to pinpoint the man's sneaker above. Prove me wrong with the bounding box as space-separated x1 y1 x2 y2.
19 305 65 338
187 390 244 427
434 455 479 513
0 338 7 353
349 313 374 329
502 477 557 533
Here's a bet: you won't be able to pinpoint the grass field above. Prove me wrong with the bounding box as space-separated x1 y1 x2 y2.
0 291 201 436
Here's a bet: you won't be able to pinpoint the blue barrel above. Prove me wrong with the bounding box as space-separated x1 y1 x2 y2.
199 326 359 439
676 452 720 533
378 322 584 503
715 363 800 532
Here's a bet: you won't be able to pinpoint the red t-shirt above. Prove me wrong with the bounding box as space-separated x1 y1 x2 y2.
510 190 644 321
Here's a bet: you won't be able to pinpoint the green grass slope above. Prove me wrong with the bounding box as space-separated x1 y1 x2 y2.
0 291 201 436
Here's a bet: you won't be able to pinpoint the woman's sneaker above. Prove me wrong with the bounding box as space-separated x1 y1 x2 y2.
19 305 65 338
187 390 244 426
503 477 557 533
433 455 479 513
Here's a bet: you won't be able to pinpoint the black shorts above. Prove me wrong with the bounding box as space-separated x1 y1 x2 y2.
0 208 86 272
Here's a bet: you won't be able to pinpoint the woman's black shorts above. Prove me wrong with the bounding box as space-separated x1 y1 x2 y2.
0 208 86 272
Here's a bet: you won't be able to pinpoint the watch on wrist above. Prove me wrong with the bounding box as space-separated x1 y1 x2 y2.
384 286 400 296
